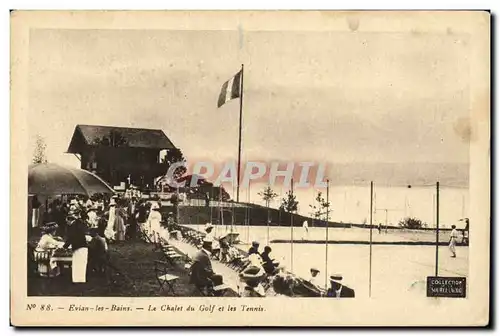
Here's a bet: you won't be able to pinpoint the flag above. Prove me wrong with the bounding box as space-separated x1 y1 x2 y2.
217 70 242 108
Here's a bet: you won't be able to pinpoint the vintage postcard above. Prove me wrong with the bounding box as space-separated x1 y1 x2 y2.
10 10 490 326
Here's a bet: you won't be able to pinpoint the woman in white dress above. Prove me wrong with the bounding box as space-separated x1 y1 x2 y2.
148 203 162 237
35 222 64 277
104 199 116 242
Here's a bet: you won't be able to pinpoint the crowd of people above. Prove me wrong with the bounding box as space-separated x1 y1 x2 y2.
31 190 355 298
30 190 173 285
186 223 355 298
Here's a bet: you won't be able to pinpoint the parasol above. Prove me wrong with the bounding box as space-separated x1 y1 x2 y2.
28 163 115 196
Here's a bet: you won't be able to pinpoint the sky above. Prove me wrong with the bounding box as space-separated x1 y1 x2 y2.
28 27 471 191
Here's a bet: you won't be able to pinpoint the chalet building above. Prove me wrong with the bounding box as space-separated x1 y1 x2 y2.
66 124 177 189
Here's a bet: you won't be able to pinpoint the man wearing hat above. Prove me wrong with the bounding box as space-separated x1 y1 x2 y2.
326 274 355 298
190 240 219 294
63 211 89 283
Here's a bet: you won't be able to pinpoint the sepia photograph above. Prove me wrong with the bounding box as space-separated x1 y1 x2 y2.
10 10 490 326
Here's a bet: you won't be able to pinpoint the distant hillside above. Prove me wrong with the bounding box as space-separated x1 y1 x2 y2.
164 203 350 228
326 162 468 187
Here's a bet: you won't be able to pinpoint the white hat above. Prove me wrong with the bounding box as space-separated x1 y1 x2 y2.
151 203 160 210
70 199 78 206
109 199 116 206
205 223 214 230
330 274 343 284
239 265 266 286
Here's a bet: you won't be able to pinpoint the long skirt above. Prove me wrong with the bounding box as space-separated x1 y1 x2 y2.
115 225 126 241
72 247 88 283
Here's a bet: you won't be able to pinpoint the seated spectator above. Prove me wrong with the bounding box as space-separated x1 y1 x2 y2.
260 246 280 275
308 267 320 286
326 274 355 298
218 235 230 262
36 222 64 250
248 241 260 255
227 246 242 262
298 267 324 296
271 271 297 297
248 251 264 270
35 222 64 277
190 240 222 293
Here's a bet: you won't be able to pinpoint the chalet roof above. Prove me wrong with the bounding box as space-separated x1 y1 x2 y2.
67 124 176 153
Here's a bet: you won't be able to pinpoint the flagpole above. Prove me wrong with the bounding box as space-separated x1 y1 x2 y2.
236 64 244 203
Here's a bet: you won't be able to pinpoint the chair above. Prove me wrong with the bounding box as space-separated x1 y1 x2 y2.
161 249 183 266
153 260 179 296
139 228 153 244
236 259 251 273
169 230 180 240
33 249 54 277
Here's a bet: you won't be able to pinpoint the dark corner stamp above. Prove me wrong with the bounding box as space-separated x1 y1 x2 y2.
427 276 467 298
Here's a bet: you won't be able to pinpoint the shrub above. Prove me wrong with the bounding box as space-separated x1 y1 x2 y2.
398 217 426 229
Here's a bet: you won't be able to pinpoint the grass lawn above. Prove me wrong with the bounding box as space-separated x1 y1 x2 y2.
27 238 238 297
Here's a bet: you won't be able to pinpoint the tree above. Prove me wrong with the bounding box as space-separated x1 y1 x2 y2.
280 189 299 213
258 185 278 208
309 191 330 226
398 217 426 230
155 149 188 190
259 185 278 225
160 148 187 181
32 135 48 164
